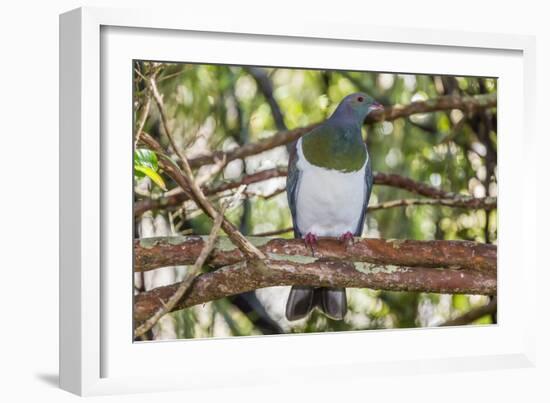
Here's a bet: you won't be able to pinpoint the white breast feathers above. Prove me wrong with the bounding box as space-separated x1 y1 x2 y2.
294 138 367 237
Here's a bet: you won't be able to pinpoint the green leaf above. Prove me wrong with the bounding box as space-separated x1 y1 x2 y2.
134 148 166 190
134 165 167 191
472 314 493 325
134 148 158 170
452 294 470 311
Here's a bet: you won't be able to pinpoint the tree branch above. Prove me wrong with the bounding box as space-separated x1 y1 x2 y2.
184 93 496 168
143 74 255 260
186 124 316 169
134 167 493 216
134 96 151 149
252 227 293 237
238 195 496 236
365 93 496 123
373 172 455 198
439 298 497 326
134 258 496 322
246 67 287 131
135 236 496 274
139 131 265 261
134 166 287 216
368 196 496 211
133 203 226 338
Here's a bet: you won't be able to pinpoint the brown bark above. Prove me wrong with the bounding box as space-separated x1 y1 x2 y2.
373 172 454 198
135 236 496 274
134 258 496 322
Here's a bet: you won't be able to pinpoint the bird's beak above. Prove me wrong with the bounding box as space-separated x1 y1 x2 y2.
370 102 384 111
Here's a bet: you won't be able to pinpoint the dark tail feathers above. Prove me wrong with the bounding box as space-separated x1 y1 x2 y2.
285 286 347 321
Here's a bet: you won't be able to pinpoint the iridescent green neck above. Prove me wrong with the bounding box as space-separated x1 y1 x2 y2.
301 123 366 172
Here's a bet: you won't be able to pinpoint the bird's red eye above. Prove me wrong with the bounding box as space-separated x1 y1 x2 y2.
357 96 364 102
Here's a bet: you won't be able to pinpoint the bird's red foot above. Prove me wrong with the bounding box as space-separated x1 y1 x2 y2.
304 232 318 247
340 231 354 245
304 232 318 255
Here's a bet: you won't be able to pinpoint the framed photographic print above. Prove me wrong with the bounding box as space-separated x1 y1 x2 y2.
60 6 537 396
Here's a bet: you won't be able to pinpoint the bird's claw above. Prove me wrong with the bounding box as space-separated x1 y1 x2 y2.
340 231 354 246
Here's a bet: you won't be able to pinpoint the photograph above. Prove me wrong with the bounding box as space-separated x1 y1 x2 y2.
1 0 544 400
132 60 497 341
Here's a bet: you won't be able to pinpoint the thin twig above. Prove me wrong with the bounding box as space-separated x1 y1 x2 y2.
195 155 227 188
373 172 455 199
134 166 287 216
252 227 294 237
245 187 286 200
158 69 187 82
149 76 189 173
249 193 497 234
139 131 266 261
439 116 466 145
134 203 227 338
134 96 151 149
146 76 266 260
368 196 497 211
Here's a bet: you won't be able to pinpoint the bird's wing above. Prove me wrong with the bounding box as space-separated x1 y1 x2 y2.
286 140 303 238
354 150 373 236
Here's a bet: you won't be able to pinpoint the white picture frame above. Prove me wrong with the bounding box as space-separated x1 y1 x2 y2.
59 6 537 396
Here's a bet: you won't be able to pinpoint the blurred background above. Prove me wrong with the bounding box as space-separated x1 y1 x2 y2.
133 61 497 340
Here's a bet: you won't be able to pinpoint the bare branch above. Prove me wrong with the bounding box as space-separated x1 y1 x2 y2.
134 166 287 216
364 93 496 123
134 96 151 149
148 76 188 171
439 298 497 326
239 187 286 201
139 131 266 260
134 167 493 216
143 75 266 260
195 154 227 188
187 124 316 169
368 196 497 211
180 193 496 235
247 67 287 131
185 93 496 169
134 203 226 338
135 236 496 274
252 227 294 237
373 172 455 199
134 259 496 322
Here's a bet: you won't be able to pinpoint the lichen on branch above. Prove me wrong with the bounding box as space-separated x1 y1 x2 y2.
135 236 497 274
133 257 496 323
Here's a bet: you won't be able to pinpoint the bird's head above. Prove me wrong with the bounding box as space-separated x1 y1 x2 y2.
331 92 384 123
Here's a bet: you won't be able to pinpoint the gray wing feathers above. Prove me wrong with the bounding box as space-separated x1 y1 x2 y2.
286 144 302 238
354 151 373 236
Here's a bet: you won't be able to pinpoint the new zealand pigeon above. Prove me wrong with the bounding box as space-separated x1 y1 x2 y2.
285 92 383 321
